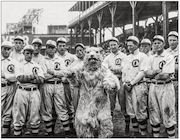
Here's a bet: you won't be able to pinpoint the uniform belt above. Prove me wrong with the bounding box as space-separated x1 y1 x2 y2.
147 80 172 85
172 78 178 81
46 80 61 84
134 81 145 86
19 86 37 91
1 83 12 87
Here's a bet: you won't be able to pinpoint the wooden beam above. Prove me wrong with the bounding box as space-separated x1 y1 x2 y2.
87 16 92 46
109 2 117 37
129 1 137 36
162 1 169 41
97 10 103 46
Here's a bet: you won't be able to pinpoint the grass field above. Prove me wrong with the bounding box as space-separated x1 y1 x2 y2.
7 101 178 138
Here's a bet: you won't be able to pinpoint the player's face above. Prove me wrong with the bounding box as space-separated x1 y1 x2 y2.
46 45 56 57
140 43 151 54
57 42 67 54
24 50 33 62
1 46 12 58
76 46 84 59
168 36 178 50
33 43 41 54
109 41 119 54
14 40 24 52
153 40 164 53
127 41 138 54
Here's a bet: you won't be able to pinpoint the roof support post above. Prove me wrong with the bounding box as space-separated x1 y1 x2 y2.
97 10 103 46
94 28 98 46
103 28 105 42
80 21 84 43
70 28 73 52
87 16 92 46
130 1 137 36
162 1 169 40
74 26 78 44
109 2 117 37
122 24 126 42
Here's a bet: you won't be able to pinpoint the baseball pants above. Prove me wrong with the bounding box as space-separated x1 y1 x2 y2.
13 87 41 136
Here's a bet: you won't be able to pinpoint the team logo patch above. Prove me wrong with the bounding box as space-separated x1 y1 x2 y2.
174 56 178 64
159 60 166 69
65 59 71 67
54 62 61 70
32 67 39 75
132 59 139 67
115 58 121 66
7 64 14 73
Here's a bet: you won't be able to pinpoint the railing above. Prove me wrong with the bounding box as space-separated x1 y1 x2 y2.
69 1 107 26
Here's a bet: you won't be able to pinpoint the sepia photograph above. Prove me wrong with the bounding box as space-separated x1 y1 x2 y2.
1 1 178 138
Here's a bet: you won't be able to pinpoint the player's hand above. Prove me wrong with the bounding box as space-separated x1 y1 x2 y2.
109 67 115 74
153 69 162 76
1 71 5 78
7 77 17 82
124 82 133 92
47 69 54 75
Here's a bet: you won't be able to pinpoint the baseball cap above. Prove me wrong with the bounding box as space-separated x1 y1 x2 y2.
32 38 42 45
14 36 24 42
75 43 85 50
109 37 119 44
57 37 67 43
46 40 56 47
127 36 139 44
23 45 34 52
153 35 165 43
168 31 178 38
1 41 12 48
141 38 151 45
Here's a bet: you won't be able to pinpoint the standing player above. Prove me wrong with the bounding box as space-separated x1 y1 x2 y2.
145 35 176 138
122 36 148 137
103 37 131 136
32 38 46 72
166 31 178 114
12 45 44 137
56 37 76 134
41 40 74 137
70 43 85 111
10 36 25 62
140 38 152 57
1 41 18 137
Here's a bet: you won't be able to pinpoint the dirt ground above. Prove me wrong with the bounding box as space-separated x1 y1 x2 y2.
8 101 178 138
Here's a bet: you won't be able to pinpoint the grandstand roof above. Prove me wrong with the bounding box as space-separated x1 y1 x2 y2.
68 1 178 29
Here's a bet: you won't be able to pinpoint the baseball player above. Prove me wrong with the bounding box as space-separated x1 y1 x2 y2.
10 36 25 62
103 37 131 136
145 35 176 138
122 36 148 137
56 37 76 134
1 41 18 137
140 38 152 57
32 38 46 72
70 43 85 111
166 31 178 114
41 40 75 137
12 45 44 137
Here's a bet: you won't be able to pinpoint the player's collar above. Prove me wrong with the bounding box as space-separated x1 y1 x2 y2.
1 56 10 61
45 54 59 60
132 48 139 55
155 49 166 57
169 46 178 52
23 59 34 64
57 51 68 57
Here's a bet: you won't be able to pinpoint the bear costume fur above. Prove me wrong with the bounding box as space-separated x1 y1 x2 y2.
66 47 120 138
